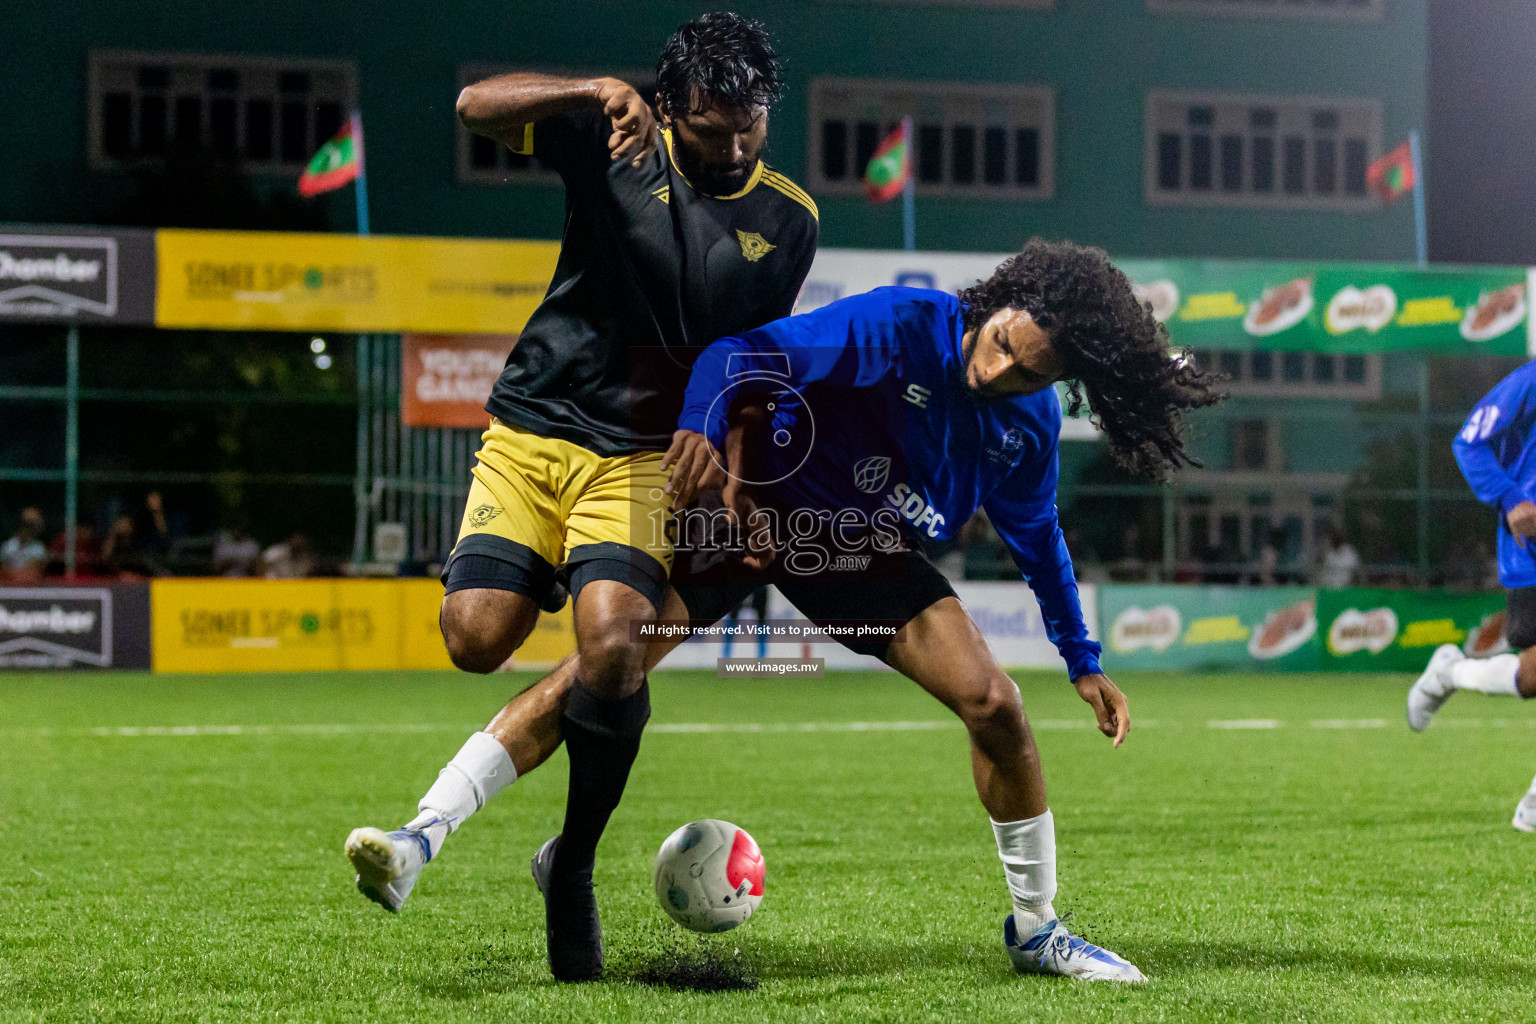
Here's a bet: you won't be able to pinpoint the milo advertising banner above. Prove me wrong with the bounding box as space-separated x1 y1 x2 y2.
1316 589 1509 672
1124 261 1530 356
1099 585 1320 671
800 250 1531 357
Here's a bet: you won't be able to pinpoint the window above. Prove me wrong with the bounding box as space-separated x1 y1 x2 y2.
1149 0 1382 19
456 64 654 185
809 78 1054 200
1146 92 1381 209
1233 420 1276 472
1193 349 1381 399
89 50 355 172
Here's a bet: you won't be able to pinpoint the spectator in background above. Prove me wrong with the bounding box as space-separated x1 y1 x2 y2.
1316 527 1361 589
1 507 47 583
213 520 261 577
1109 523 1148 583
262 532 314 579
1255 528 1282 586
102 514 155 576
46 524 102 578
1064 527 1108 583
136 491 173 565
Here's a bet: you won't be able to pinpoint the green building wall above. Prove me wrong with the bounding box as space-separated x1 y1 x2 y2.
0 0 1426 260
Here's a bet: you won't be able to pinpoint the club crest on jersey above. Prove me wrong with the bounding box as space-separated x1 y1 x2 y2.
852 455 892 494
985 428 1026 463
736 230 776 262
652 186 670 205
468 504 503 528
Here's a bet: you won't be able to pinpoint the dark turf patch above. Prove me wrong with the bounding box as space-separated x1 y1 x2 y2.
617 926 760 992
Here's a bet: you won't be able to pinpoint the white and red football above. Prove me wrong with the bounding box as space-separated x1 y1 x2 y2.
653 819 765 933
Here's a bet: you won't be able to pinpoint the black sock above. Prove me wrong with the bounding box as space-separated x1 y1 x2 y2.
555 678 651 878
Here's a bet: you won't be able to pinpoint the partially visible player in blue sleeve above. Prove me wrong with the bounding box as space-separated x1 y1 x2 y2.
1409 364 1536 835
657 240 1223 983
1450 362 1536 588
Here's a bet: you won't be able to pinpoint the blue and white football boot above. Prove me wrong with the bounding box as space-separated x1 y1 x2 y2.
345 826 431 914
1513 792 1536 833
1407 644 1465 732
1004 915 1147 983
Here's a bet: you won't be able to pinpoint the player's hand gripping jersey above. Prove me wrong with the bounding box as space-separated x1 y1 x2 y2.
678 286 1102 679
1454 361 1536 588
486 111 819 456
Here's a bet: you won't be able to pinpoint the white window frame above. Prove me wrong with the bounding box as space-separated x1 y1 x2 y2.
88 49 356 174
1194 349 1383 400
808 77 1054 201
1149 0 1383 21
456 64 653 187
1145 90 1382 211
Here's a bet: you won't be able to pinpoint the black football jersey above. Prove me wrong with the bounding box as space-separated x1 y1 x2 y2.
485 111 820 456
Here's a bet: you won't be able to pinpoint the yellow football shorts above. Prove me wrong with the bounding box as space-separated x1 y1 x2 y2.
444 419 675 608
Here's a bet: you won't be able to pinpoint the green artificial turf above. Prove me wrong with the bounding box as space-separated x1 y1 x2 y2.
3 668 1535 1022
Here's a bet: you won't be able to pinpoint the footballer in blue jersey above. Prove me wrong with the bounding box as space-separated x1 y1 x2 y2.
1407 362 1536 830
349 240 1223 983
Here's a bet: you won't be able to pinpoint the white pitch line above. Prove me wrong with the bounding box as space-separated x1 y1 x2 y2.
8 717 1529 739
8 718 1141 739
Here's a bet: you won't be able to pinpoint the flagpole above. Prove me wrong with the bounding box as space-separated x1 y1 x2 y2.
901 116 915 252
351 110 370 236
1408 129 1426 268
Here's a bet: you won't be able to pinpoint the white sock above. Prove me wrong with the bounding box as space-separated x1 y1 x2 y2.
992 810 1058 936
1450 655 1522 697
1527 771 1536 799
404 731 517 859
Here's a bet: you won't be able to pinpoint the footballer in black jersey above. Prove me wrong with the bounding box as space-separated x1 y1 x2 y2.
345 13 816 984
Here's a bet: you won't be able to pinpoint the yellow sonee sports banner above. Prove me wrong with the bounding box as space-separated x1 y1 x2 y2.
155 230 560 334
151 578 574 673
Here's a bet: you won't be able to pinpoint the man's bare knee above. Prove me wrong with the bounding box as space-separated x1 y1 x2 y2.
576 628 646 695
440 589 537 674
958 674 1026 742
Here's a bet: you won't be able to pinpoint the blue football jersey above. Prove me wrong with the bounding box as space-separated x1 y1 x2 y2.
677 286 1101 679
1454 360 1536 589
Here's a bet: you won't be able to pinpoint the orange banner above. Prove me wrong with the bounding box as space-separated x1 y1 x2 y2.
400 333 515 427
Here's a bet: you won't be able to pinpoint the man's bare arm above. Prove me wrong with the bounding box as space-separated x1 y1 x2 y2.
455 73 656 164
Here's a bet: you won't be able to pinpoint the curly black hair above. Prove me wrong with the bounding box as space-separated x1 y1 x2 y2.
958 239 1225 479
656 12 782 117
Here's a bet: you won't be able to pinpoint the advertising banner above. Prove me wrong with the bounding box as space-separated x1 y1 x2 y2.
0 226 156 325
1123 261 1529 356
150 578 572 674
154 230 559 335
801 250 1531 356
1316 588 1508 672
1099 584 1321 671
0 583 150 669
400 333 515 427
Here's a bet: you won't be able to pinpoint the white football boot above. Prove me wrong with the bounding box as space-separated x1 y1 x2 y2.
1513 793 1536 833
346 826 431 913
1004 915 1147 983
1406 644 1466 732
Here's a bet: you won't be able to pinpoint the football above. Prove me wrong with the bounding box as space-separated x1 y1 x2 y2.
653 819 766 933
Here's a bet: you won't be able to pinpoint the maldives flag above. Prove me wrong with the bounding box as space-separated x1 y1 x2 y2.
299 113 363 197
1367 142 1415 203
863 124 910 203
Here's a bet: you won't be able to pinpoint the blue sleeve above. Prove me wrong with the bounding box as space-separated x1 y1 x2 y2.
678 289 907 449
982 430 1102 681
1453 367 1536 514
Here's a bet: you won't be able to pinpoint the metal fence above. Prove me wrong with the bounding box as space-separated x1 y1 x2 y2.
0 325 1522 589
